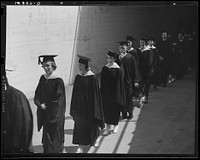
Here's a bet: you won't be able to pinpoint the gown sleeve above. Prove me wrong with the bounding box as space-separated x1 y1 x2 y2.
34 76 44 131
91 76 105 129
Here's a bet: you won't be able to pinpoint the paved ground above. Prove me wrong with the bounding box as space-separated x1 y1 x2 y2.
29 67 197 157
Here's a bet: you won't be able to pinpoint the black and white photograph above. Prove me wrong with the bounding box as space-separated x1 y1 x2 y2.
1 1 198 158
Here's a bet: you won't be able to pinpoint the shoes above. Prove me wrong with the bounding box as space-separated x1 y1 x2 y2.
76 146 83 153
103 124 111 135
127 112 133 119
103 129 110 135
122 113 128 119
112 125 119 134
61 148 67 153
94 137 100 147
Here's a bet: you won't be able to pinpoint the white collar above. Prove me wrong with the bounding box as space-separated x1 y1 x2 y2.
44 71 60 79
106 62 120 69
141 46 151 52
78 69 95 76
128 47 135 51
149 45 156 49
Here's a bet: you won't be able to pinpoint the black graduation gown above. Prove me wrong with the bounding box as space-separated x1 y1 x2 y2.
70 73 105 146
34 75 66 153
100 65 126 125
137 48 153 81
150 47 160 85
3 86 33 153
116 53 141 110
157 39 173 73
128 48 139 66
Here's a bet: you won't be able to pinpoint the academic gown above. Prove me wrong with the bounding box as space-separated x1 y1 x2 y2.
3 85 34 153
100 63 126 125
34 73 66 153
149 46 160 85
116 53 141 111
128 48 139 66
157 38 173 73
137 47 153 81
70 70 105 146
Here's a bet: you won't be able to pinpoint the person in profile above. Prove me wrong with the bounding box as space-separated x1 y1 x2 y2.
2 69 34 153
34 55 66 153
100 50 126 135
116 41 141 119
70 55 105 153
126 36 139 65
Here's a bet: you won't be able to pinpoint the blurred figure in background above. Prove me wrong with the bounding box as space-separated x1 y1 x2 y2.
2 69 34 153
157 31 173 87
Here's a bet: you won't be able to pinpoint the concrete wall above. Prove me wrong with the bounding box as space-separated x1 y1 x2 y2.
6 6 79 98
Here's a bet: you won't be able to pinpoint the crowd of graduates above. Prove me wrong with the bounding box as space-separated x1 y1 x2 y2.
2 28 197 154
69 29 197 153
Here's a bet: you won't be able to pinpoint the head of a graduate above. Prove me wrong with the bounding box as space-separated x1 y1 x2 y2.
161 31 168 41
106 50 117 64
38 55 57 74
78 55 91 72
126 36 136 47
118 41 128 53
140 36 149 48
148 37 155 46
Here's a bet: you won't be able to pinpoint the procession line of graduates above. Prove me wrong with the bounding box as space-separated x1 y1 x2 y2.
2 29 196 154
69 31 197 153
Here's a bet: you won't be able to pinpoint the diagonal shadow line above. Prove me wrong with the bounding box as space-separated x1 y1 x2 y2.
112 119 129 153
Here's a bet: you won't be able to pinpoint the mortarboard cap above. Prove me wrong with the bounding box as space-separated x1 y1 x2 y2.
148 36 155 41
38 55 57 65
126 36 136 41
105 49 117 58
117 41 128 46
77 55 91 65
140 36 150 41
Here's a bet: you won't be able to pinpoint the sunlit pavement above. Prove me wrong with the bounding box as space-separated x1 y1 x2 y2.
30 67 196 155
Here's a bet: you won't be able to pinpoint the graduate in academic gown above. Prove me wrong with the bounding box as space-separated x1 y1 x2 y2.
34 55 66 153
148 37 161 89
100 50 126 135
70 55 105 153
116 41 141 119
126 36 139 65
157 31 173 87
137 36 154 103
2 69 34 153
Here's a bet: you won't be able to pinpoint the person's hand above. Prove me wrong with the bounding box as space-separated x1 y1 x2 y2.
40 103 47 110
134 83 139 87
